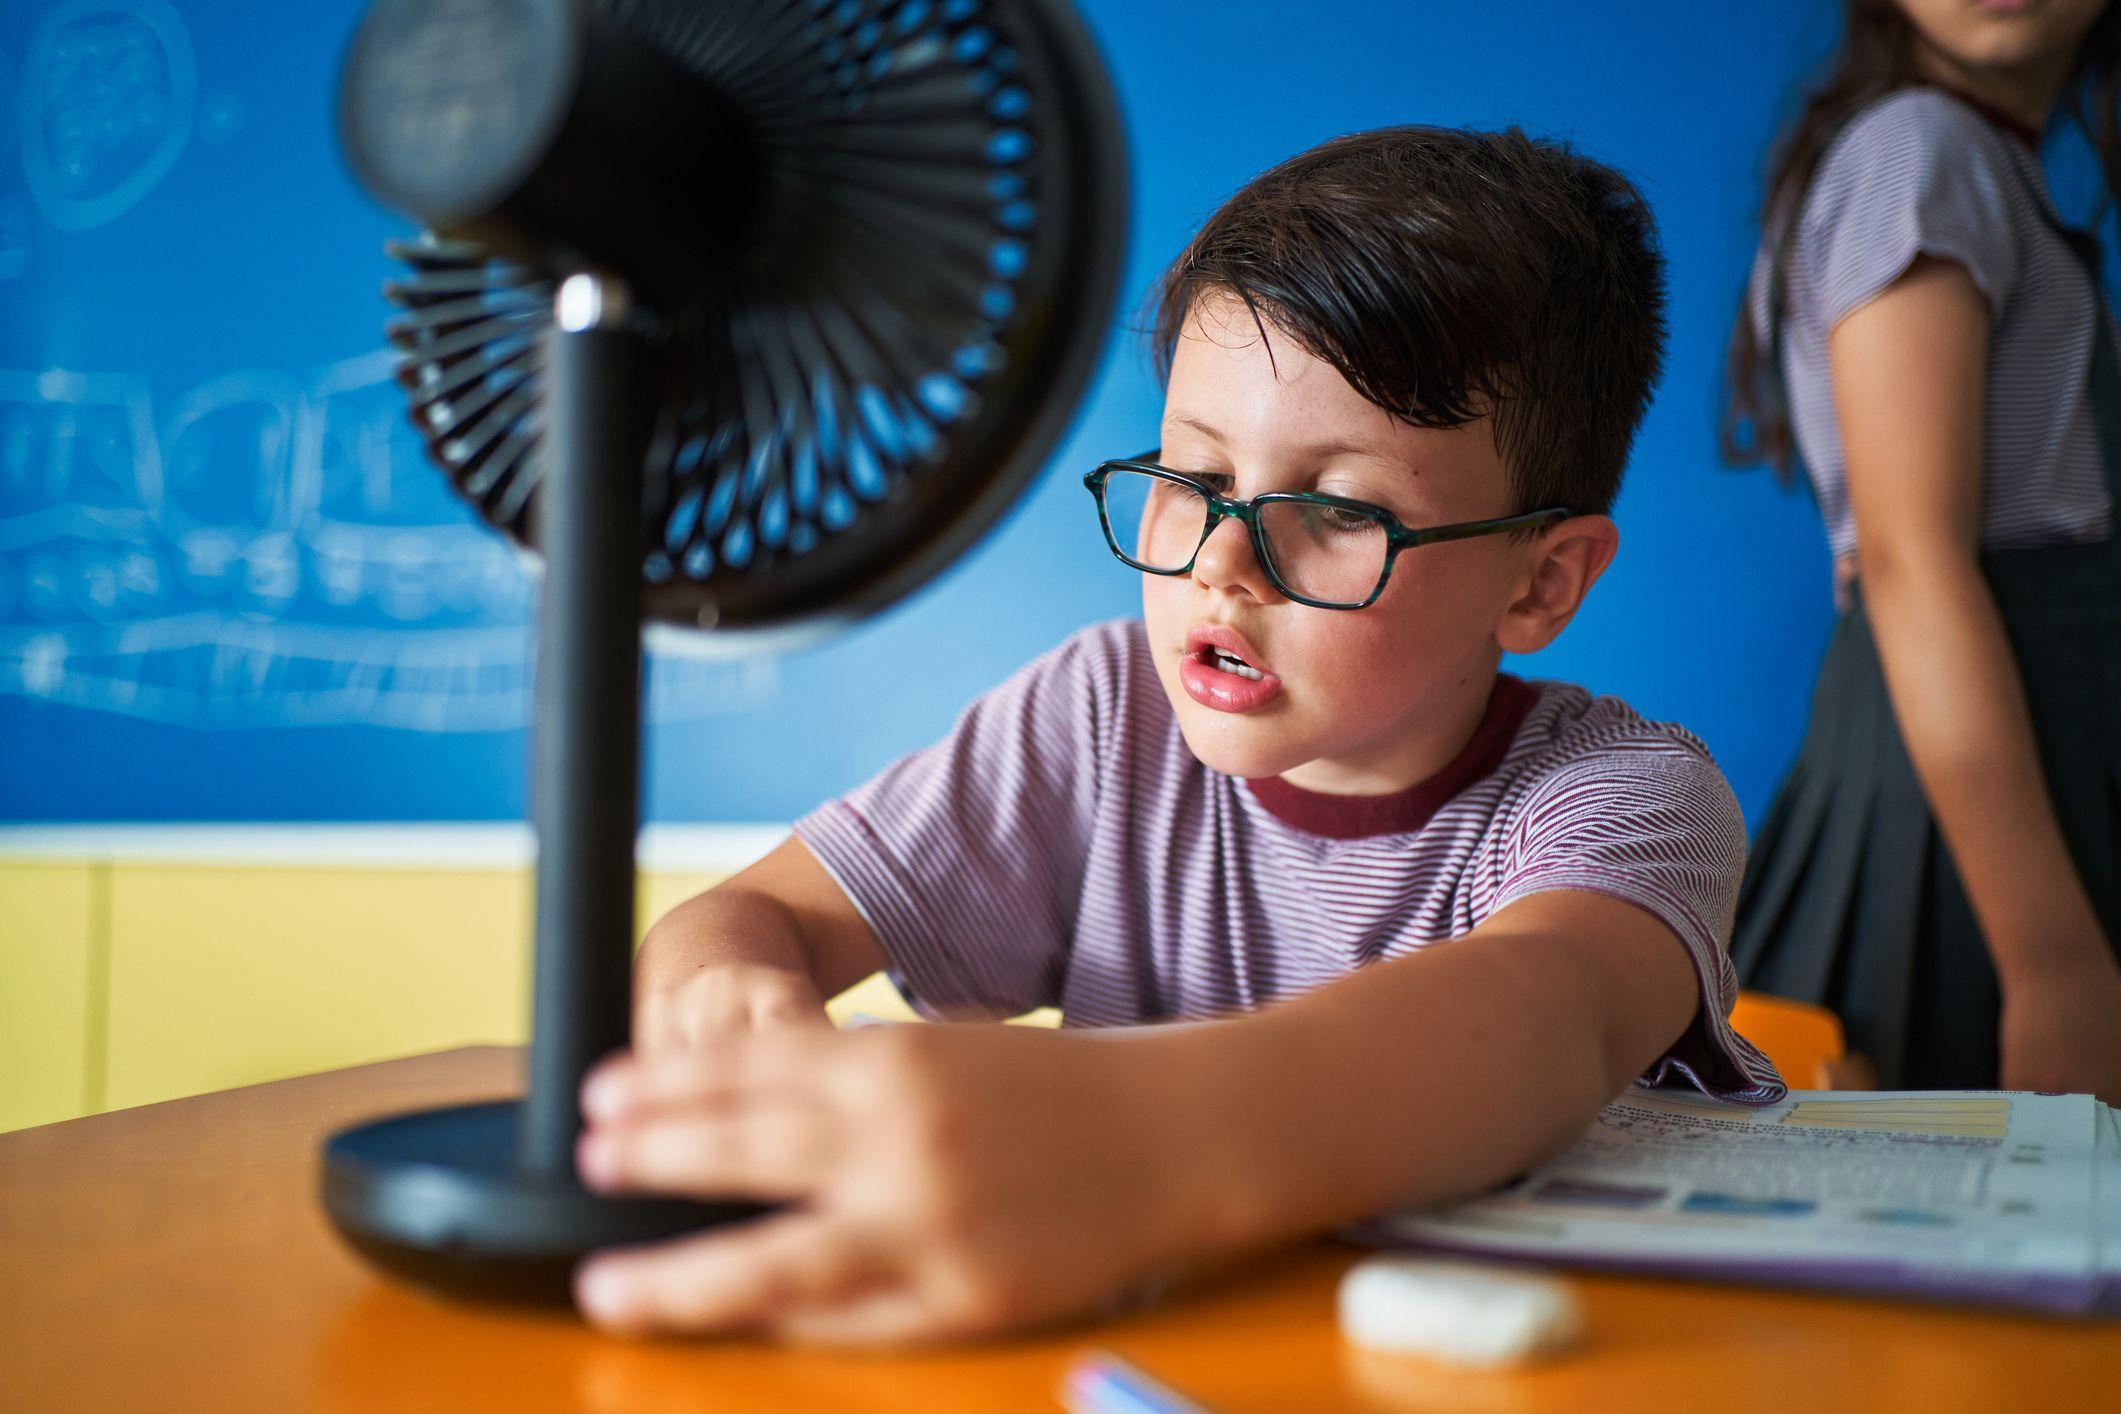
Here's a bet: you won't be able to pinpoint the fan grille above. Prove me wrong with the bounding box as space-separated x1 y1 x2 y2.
383 0 1125 633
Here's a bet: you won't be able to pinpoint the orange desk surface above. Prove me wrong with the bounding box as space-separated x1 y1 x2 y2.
2 1046 2116 1413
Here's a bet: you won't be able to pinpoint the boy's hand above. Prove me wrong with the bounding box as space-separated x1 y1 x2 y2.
573 1024 1217 1343
635 963 831 1055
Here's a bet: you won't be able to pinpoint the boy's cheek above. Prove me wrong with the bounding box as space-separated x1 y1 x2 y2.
1138 574 1185 639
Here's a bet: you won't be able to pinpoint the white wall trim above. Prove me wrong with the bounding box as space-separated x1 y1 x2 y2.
0 823 790 873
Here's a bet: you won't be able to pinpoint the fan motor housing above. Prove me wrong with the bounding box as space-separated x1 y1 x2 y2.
349 0 1129 640
341 0 765 304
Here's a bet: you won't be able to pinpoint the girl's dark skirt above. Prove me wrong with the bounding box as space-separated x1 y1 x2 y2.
1731 538 2121 1089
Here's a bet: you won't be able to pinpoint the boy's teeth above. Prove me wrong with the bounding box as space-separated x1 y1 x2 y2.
1208 648 1265 681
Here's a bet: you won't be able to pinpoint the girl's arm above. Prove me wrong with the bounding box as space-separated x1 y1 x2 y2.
568 889 1699 1341
632 837 890 1049
1830 255 2121 1099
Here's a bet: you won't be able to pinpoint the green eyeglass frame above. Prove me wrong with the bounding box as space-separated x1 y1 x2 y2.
1083 453 1573 611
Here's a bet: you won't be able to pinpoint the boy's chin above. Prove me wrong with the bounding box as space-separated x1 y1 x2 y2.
1172 715 1306 782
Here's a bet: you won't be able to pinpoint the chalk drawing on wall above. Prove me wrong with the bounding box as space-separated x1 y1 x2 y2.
0 358 781 730
19 0 196 234
0 200 27 282
0 44 28 281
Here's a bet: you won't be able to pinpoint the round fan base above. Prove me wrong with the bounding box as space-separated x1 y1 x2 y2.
323 1099 770 1305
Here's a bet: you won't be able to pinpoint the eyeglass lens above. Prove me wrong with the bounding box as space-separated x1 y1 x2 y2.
1099 468 1388 605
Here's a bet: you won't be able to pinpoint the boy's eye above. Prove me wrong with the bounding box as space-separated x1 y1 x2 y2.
1308 503 1378 533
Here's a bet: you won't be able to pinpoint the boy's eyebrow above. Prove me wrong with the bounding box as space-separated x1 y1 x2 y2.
1160 414 1402 469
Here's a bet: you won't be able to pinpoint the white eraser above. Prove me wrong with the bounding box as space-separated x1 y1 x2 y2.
1337 1256 1582 1367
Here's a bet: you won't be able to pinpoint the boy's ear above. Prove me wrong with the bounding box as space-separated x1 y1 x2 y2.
1495 515 1619 656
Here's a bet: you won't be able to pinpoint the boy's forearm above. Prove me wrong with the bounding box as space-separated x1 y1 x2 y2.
635 886 817 998
1141 915 1683 1262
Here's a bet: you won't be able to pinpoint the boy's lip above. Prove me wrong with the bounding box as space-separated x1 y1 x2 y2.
1185 623 1271 674
1180 622 1282 714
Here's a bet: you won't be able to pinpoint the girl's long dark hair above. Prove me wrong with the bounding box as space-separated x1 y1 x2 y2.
1721 0 2121 481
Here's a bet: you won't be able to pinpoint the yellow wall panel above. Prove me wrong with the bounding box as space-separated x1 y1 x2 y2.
105 867 533 1112
76 850 1010 1117
636 871 716 945
0 862 97 1131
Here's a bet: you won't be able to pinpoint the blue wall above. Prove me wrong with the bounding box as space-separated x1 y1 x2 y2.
0 0 2088 825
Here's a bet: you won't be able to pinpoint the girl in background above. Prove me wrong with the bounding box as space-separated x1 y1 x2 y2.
1727 0 2121 1095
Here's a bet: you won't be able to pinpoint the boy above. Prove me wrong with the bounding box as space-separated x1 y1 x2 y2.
571 126 1783 1343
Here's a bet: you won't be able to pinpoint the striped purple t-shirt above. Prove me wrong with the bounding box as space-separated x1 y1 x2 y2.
795 619 1784 1104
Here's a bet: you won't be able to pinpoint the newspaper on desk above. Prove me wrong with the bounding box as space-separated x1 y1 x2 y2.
1359 1089 2121 1316
2099 1102 2121 1312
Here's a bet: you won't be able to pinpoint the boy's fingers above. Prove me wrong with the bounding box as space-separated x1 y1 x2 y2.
631 991 681 1057
750 987 833 1030
688 971 825 1039
634 970 832 1056
766 1289 944 1348
583 1032 833 1120
578 1105 841 1200
575 1215 883 1336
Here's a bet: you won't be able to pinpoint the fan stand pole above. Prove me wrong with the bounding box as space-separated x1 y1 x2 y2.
320 272 764 1303
523 272 649 1176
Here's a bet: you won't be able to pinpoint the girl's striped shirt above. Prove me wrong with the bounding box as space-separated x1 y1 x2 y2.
1748 87 2113 572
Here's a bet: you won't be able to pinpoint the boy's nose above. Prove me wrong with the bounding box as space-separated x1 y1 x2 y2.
1191 517 1280 603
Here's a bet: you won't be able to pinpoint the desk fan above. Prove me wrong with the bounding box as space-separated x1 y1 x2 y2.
320 0 1126 1302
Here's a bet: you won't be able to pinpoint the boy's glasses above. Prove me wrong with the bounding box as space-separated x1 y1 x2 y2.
1084 455 1572 611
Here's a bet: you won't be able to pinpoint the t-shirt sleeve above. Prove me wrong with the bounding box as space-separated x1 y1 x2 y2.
791 629 1110 1018
1490 743 1787 1104
1800 90 2023 327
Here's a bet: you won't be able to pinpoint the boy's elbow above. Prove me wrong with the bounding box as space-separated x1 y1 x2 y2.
1574 925 1700 1105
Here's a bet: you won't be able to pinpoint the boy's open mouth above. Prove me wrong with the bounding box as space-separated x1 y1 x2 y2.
1180 624 1282 712
1201 646 1265 681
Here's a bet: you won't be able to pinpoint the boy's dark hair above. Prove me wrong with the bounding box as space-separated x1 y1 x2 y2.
1149 125 1667 519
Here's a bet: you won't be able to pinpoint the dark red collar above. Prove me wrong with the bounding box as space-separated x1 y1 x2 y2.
1929 84 2043 151
1243 675 1538 839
